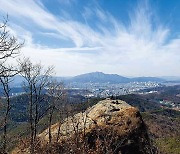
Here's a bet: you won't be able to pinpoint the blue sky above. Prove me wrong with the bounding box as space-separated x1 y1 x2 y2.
0 0 179 76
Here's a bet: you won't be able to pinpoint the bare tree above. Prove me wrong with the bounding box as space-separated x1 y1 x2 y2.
0 16 22 76
46 80 65 144
56 91 67 143
18 57 53 154
33 65 54 142
0 16 22 153
0 66 13 153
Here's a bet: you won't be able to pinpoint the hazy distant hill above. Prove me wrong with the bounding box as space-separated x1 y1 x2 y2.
130 77 165 82
160 76 180 81
8 72 166 87
66 72 165 83
67 72 130 83
10 75 25 87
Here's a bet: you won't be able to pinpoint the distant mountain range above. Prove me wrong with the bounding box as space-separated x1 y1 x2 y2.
9 72 167 87
63 72 165 84
66 72 130 83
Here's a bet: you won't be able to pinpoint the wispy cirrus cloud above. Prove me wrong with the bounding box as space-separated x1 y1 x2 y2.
0 0 179 76
58 0 76 6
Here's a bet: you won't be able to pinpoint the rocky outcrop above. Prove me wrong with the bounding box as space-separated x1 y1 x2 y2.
38 99 154 153
12 99 155 154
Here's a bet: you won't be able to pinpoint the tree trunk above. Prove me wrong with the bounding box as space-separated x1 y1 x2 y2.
30 85 34 154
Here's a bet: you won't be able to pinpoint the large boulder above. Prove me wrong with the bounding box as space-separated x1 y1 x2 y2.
12 99 155 154
38 99 154 154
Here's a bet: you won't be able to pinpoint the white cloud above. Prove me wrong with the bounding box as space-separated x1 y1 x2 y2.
0 0 179 76
58 0 76 6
